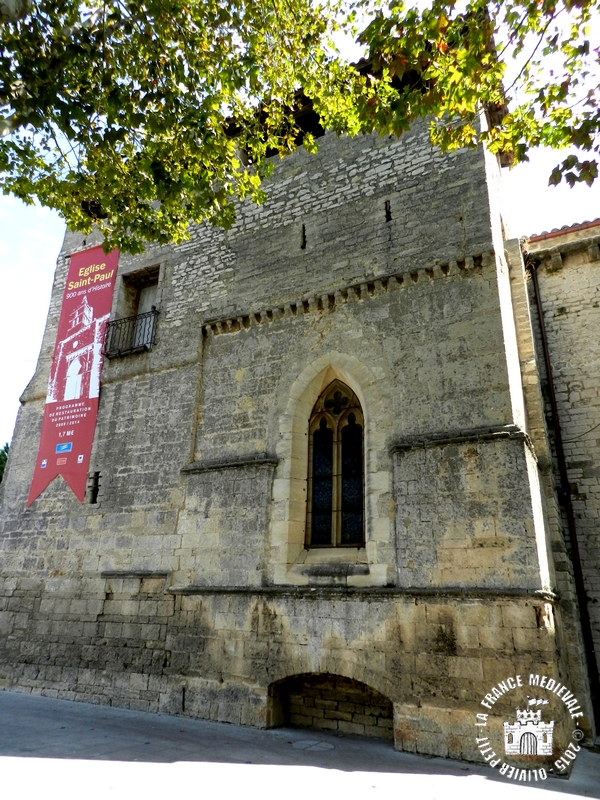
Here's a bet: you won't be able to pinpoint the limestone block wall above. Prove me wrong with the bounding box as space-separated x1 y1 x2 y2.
526 224 600 678
503 238 592 718
0 576 575 760
180 253 530 590
177 461 277 587
393 433 549 589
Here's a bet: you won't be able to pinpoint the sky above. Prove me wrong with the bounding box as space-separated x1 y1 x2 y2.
1 148 600 449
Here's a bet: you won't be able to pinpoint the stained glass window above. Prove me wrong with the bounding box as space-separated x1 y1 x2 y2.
306 381 365 547
341 414 363 544
311 418 333 544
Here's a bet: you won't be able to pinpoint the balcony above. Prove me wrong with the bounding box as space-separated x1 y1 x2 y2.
104 309 159 358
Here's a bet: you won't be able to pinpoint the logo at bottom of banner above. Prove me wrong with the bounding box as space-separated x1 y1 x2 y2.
474 671 587 783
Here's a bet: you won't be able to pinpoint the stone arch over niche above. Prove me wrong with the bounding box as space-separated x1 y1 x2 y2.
266 352 394 585
267 673 394 740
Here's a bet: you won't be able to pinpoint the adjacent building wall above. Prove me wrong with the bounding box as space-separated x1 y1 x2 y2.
525 221 600 682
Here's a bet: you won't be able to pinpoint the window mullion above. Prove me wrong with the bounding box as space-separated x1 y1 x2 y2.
333 421 341 545
305 431 314 547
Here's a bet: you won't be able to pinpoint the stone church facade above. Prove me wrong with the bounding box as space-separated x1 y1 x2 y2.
1 119 599 761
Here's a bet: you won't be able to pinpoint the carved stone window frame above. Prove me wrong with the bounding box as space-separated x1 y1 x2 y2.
267 352 394 587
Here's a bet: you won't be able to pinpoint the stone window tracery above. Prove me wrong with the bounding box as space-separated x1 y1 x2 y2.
306 381 364 547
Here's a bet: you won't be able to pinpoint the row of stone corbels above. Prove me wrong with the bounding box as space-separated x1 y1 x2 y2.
202 250 495 337
527 235 600 273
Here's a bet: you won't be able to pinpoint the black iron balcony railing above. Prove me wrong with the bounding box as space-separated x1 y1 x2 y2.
104 309 159 358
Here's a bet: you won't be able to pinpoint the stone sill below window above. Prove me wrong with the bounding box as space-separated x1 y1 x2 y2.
302 547 368 565
287 547 373 586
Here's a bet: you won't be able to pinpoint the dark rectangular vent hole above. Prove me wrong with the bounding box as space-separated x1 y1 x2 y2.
385 200 392 222
89 472 101 504
301 224 306 250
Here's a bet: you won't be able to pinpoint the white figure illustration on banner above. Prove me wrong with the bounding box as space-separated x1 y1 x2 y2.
64 355 83 400
46 296 109 404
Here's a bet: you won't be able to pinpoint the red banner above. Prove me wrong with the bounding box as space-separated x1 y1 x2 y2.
27 246 119 505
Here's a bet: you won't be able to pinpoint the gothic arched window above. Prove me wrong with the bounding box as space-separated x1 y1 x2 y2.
306 381 365 547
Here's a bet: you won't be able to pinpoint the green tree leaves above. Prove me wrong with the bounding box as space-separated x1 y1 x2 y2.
0 1 598 252
0 442 8 483
0 0 353 251
354 0 599 184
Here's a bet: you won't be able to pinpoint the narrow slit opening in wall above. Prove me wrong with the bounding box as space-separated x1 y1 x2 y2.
301 224 306 250
385 200 392 222
182 686 186 712
89 472 101 504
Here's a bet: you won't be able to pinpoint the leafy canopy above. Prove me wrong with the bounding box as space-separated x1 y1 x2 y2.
0 0 598 252
0 442 8 483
